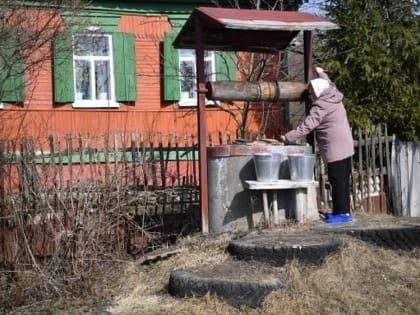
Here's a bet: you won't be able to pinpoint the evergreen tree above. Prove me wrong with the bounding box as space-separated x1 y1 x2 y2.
316 0 420 140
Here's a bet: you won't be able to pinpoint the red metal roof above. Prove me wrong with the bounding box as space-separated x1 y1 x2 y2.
174 7 339 53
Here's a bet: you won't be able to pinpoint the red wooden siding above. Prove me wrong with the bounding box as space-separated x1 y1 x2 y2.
0 13 284 142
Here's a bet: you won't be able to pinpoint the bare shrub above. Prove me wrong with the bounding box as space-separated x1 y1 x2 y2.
0 133 200 310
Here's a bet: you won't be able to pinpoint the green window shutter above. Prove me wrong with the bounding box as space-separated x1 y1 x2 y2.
0 39 25 103
216 51 237 81
53 32 75 103
113 32 136 102
163 32 180 101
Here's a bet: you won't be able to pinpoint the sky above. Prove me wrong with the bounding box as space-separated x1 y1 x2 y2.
298 0 327 16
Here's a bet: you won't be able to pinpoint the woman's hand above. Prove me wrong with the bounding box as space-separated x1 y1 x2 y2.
315 66 324 74
279 135 288 145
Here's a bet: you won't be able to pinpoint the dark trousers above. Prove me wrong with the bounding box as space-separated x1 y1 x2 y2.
327 157 352 214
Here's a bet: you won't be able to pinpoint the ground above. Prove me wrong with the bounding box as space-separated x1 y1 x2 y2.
3 213 420 315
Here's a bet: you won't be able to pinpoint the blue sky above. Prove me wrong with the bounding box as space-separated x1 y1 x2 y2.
299 0 326 16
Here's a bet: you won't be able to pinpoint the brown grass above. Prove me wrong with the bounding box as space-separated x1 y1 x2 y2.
104 233 420 315
263 240 420 315
5 229 420 315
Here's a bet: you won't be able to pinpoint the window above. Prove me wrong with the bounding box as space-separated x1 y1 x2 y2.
163 32 237 105
73 34 117 107
53 32 136 106
178 49 216 106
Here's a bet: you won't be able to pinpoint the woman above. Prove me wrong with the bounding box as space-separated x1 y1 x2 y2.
281 67 354 224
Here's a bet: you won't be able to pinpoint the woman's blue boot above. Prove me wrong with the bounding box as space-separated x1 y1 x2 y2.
325 213 353 224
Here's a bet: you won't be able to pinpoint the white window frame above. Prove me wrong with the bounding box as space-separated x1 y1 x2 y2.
178 49 218 107
72 34 119 108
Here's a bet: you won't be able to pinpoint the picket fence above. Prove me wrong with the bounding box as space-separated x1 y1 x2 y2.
0 126 394 261
317 124 393 214
0 132 205 262
0 127 395 218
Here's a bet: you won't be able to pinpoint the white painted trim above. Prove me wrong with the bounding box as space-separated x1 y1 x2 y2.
72 100 120 108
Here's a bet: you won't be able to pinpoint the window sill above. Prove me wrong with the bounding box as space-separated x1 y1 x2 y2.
72 100 120 108
178 99 219 107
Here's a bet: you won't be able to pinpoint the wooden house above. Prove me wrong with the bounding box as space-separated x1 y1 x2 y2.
0 0 290 143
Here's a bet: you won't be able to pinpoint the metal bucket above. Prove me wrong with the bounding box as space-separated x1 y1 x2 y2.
253 153 282 182
288 154 316 181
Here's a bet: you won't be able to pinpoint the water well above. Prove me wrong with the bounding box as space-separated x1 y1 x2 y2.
207 144 313 233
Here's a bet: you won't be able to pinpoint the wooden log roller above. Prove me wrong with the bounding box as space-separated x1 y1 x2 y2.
205 81 308 102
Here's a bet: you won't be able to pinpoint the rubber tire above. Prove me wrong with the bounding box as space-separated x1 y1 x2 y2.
168 269 285 308
343 226 420 250
227 232 342 266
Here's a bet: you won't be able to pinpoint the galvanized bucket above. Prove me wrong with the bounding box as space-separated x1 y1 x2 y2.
253 153 282 182
288 154 316 181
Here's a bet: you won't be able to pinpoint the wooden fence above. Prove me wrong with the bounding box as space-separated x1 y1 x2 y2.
0 133 202 206
0 126 394 217
0 126 394 263
317 124 393 214
0 132 208 264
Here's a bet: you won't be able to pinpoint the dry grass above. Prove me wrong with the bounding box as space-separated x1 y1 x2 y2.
4 226 420 315
263 240 420 315
104 232 420 315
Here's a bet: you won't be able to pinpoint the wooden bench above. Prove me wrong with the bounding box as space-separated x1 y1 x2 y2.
244 179 319 227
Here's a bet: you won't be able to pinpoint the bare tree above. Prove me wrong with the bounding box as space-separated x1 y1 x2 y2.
210 0 308 139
